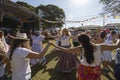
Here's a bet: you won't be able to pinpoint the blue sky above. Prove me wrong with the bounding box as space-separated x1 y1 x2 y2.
12 0 120 27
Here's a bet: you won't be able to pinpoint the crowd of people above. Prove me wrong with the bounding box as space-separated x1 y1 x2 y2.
0 28 120 80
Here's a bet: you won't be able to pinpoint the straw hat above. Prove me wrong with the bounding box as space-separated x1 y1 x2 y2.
14 33 29 40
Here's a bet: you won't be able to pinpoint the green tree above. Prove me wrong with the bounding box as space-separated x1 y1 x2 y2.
16 1 36 11
99 0 120 15
36 4 65 29
16 1 39 32
0 14 21 29
100 0 112 4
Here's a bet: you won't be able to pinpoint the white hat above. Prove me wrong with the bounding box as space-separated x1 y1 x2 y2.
14 33 29 40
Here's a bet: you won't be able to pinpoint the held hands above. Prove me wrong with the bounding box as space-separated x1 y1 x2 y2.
48 41 54 46
48 41 59 50
46 41 51 47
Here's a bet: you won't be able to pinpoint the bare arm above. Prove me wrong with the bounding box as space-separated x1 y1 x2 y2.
7 34 14 38
48 34 61 39
3 57 11 74
26 43 50 59
70 35 78 39
101 39 120 51
51 42 82 54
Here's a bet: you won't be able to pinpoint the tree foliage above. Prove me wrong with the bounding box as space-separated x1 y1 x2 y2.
99 0 112 4
99 0 120 15
36 4 65 29
16 1 39 32
0 14 21 29
16 1 36 12
0 2 65 32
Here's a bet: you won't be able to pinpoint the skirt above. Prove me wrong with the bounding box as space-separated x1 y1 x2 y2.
58 46 77 73
78 64 101 80
102 51 112 62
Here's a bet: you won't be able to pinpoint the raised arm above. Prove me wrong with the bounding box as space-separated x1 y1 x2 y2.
51 42 82 54
101 39 120 51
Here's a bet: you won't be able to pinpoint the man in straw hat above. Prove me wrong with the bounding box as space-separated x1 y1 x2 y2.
8 33 50 80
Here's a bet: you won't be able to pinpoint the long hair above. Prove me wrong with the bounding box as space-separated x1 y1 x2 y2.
78 34 94 64
61 28 71 37
9 39 30 60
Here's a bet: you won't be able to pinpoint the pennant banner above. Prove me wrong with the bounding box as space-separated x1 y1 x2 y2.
20 14 117 24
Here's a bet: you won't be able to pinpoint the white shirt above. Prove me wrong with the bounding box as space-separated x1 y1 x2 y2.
32 35 45 46
10 47 33 80
31 35 45 52
81 44 102 67
61 36 70 46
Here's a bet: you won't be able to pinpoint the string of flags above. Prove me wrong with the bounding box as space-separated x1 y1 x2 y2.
36 15 119 23
13 16 111 24
23 15 120 23
1 11 118 23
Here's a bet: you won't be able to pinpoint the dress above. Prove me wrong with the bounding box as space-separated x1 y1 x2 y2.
58 36 77 72
78 44 102 80
31 35 45 65
102 34 113 62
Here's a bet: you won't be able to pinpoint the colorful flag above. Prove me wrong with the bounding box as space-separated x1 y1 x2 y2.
114 15 120 19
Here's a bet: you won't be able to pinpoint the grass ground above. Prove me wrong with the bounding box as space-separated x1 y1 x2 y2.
31 42 116 80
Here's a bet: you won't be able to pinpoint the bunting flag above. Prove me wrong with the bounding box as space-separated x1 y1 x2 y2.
114 15 120 19
19 14 113 24
37 16 102 23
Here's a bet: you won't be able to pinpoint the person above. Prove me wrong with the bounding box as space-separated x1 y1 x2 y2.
0 54 9 80
114 34 120 80
55 28 77 73
102 30 117 71
55 30 61 46
27 29 33 46
50 33 120 80
0 30 9 80
72 29 80 47
8 33 50 80
114 48 120 80
31 30 46 66
50 28 78 72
